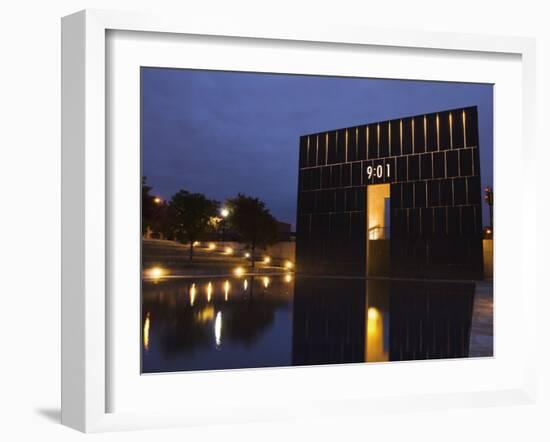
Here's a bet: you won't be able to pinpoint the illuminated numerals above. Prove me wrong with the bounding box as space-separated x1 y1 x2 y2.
366 163 391 181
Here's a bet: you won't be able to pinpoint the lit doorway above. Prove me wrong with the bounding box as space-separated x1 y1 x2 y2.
366 184 391 277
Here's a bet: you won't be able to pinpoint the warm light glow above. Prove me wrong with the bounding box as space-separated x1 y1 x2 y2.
234 266 245 277
244 252 250 258
208 242 216 250
146 266 165 280
284 260 293 269
263 277 270 288
153 197 162 204
224 280 230 301
196 306 214 322
143 313 150 351
244 279 248 291
206 282 213 302
220 208 229 218
263 256 271 264
284 273 292 283
225 247 233 255
214 311 222 347
189 283 196 306
193 241 200 247
366 306 388 362
487 229 492 234
367 307 380 321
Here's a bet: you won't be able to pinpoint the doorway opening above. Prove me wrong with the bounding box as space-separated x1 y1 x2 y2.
366 184 391 277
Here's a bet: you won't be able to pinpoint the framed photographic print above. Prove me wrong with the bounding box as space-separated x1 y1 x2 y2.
61 9 537 432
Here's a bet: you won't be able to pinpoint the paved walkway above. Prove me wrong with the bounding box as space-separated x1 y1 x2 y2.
469 281 494 357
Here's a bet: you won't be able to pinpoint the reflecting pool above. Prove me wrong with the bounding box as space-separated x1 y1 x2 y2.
142 275 487 373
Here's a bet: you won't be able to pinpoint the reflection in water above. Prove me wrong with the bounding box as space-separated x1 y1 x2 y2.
224 280 230 301
189 283 196 306
214 311 222 347
143 312 150 352
366 307 388 362
142 275 478 373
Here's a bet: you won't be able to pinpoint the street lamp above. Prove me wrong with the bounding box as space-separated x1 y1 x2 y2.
153 196 162 204
220 207 229 242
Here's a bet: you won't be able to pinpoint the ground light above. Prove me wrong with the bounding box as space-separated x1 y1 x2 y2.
146 266 165 280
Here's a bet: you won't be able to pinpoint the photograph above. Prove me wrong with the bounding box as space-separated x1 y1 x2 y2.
140 68 494 373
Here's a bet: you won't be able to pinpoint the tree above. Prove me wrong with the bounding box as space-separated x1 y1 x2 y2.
167 190 219 261
142 176 167 237
226 194 279 268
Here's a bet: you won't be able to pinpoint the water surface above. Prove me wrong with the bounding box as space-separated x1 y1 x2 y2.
142 275 478 373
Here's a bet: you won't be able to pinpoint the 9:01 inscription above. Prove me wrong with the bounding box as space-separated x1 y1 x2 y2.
366 163 391 180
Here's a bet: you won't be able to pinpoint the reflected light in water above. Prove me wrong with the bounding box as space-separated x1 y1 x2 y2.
244 279 248 291
366 307 389 362
214 311 222 347
206 282 213 302
263 277 270 288
224 280 230 301
196 306 215 322
143 313 151 351
189 283 196 306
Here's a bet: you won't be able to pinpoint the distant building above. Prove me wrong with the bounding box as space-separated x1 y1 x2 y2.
296 106 483 280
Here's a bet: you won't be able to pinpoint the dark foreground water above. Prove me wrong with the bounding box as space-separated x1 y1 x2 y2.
142 275 484 373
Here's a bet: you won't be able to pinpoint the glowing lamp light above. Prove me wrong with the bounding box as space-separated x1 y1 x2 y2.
220 208 229 218
147 266 165 280
153 197 162 204
367 307 380 321
193 241 200 246
244 252 250 259
225 247 233 255
284 260 293 269
263 256 271 264
208 243 217 250
234 267 245 278
284 274 292 283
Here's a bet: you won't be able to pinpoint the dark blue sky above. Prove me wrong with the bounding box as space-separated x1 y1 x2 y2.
142 68 493 227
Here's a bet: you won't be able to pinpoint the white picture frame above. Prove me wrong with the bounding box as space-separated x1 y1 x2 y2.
61 9 537 433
